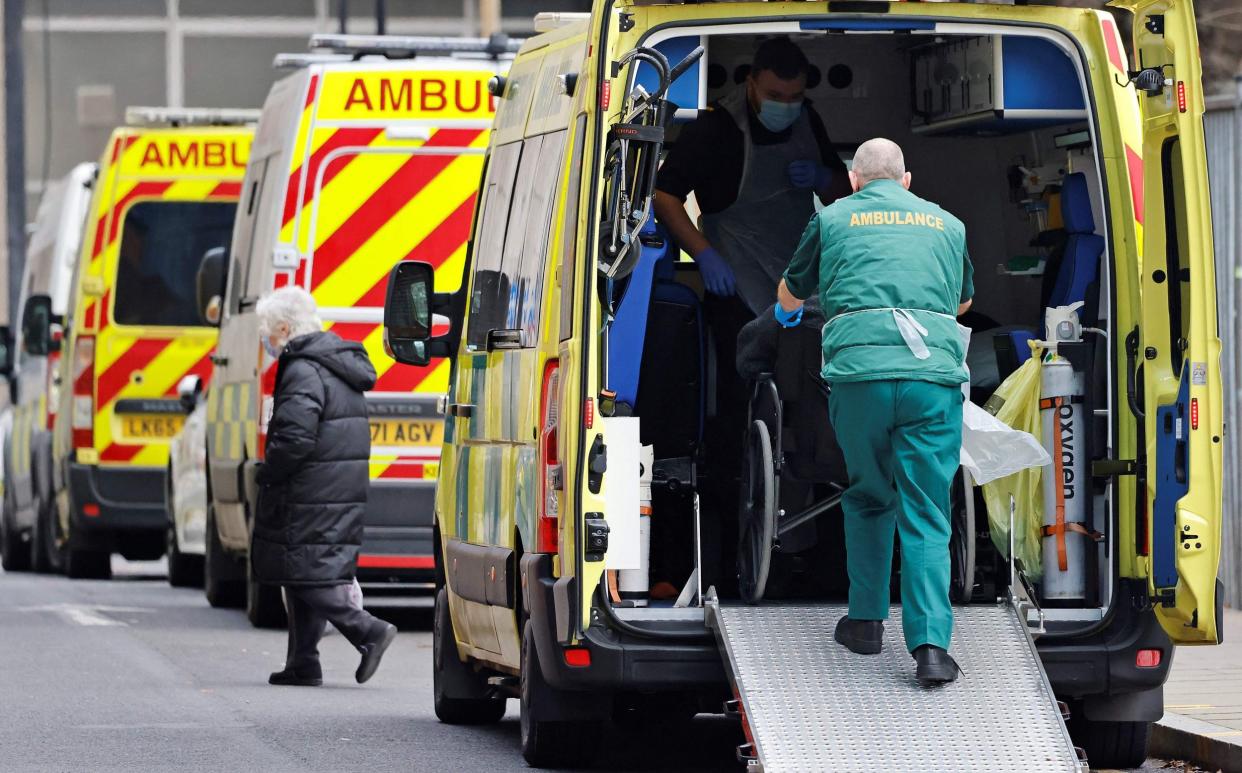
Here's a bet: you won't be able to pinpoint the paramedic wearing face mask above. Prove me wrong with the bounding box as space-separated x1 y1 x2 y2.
654 35 851 318
776 138 974 685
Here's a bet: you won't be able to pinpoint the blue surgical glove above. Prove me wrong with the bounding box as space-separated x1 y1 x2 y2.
694 247 737 297
788 160 833 191
775 303 804 328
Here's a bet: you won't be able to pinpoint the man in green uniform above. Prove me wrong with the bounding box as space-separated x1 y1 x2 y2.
776 138 974 685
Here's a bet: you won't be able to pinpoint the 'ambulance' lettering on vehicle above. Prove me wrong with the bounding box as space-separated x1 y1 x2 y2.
317 71 496 120
129 139 250 173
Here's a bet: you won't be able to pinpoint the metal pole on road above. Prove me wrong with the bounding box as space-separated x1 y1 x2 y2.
2 0 26 326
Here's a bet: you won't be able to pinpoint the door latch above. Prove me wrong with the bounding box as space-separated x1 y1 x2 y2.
587 435 607 494
584 515 609 561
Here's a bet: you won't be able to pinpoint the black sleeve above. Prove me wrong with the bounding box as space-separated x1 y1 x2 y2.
655 109 726 201
807 107 848 173
258 360 325 486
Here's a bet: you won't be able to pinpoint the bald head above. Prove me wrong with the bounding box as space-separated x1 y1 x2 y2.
849 138 911 192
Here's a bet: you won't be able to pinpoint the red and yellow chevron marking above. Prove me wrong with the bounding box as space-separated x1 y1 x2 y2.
1098 14 1146 238
277 122 486 481
71 126 252 468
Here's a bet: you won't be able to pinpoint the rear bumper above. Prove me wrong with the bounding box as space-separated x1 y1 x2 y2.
522 554 727 696
68 463 167 533
1037 579 1174 713
66 463 167 558
357 478 436 587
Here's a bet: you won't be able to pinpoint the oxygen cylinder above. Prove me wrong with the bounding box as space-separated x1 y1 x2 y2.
1039 305 1088 601
618 445 654 606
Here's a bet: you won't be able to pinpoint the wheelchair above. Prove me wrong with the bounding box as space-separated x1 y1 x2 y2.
735 323 977 604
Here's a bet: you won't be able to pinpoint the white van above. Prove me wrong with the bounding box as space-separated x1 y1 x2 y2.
0 163 96 572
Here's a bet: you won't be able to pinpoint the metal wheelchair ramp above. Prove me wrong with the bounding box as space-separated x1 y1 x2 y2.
705 602 1085 772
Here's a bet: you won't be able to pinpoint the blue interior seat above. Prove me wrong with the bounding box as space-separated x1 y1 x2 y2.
1005 172 1103 366
609 219 705 456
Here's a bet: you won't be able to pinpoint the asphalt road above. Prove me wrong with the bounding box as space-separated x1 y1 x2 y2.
0 559 1202 773
0 558 742 773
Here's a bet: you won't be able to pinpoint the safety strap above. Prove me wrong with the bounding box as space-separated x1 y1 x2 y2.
1048 396 1069 571
1040 522 1104 541
1042 394 1102 571
1038 395 1084 410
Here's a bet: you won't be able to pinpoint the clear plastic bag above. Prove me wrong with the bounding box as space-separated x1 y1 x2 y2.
980 355 1047 578
960 400 1049 485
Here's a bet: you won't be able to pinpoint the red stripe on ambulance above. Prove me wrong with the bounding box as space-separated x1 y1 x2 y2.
95 339 172 408
281 126 383 227
307 128 482 288
1125 145 1145 225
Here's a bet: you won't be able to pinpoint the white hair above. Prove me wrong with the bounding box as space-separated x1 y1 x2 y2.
851 138 906 185
256 286 322 340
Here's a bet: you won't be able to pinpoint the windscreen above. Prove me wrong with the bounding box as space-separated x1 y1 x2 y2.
113 200 237 327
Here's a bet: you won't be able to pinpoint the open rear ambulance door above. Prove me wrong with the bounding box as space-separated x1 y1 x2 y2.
1121 0 1223 643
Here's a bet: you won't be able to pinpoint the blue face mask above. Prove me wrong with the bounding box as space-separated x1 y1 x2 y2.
263 338 284 360
756 98 802 133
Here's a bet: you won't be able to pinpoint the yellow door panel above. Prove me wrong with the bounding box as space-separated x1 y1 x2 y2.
1115 0 1223 643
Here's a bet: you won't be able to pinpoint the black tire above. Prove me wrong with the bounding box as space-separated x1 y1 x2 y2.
204 503 244 608
737 420 776 604
65 547 111 580
30 489 61 574
949 472 976 603
1069 715 1151 770
433 588 507 725
246 561 286 629
520 622 603 769
166 526 204 588
0 484 32 572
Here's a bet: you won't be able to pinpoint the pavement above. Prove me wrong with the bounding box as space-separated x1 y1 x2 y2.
1152 607 1242 771
0 557 1218 772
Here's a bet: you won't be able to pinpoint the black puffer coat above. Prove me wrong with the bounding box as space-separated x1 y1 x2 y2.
252 331 376 585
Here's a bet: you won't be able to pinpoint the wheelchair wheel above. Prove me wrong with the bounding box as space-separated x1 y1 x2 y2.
738 420 776 604
949 470 977 603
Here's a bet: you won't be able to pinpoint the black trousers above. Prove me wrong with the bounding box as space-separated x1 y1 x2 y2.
283 584 379 669
701 294 755 595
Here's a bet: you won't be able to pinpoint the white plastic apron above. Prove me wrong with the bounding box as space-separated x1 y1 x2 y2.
825 307 959 360
701 87 819 315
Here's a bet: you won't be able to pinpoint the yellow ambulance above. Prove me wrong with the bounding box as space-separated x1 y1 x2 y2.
384 2 1223 768
201 36 507 627
50 108 254 580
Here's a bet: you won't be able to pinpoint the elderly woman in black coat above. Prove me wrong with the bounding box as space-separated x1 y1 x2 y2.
254 286 396 687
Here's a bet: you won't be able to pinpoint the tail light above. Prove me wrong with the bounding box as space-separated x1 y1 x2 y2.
536 360 561 554
71 335 95 449
45 348 62 430
1136 649 1162 668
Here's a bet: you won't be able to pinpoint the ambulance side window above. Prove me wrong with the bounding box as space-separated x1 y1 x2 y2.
496 134 545 343
512 130 567 344
229 156 272 316
559 115 587 342
467 142 523 348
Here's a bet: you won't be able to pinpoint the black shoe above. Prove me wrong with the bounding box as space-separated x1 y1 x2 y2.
355 622 398 684
268 665 323 687
913 645 961 685
834 616 884 655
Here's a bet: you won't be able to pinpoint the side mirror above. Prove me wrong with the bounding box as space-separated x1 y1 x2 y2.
20 294 53 357
383 261 453 367
195 246 228 327
0 325 13 378
177 375 203 413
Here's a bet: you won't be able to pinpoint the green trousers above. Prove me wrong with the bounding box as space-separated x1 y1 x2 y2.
828 379 963 652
